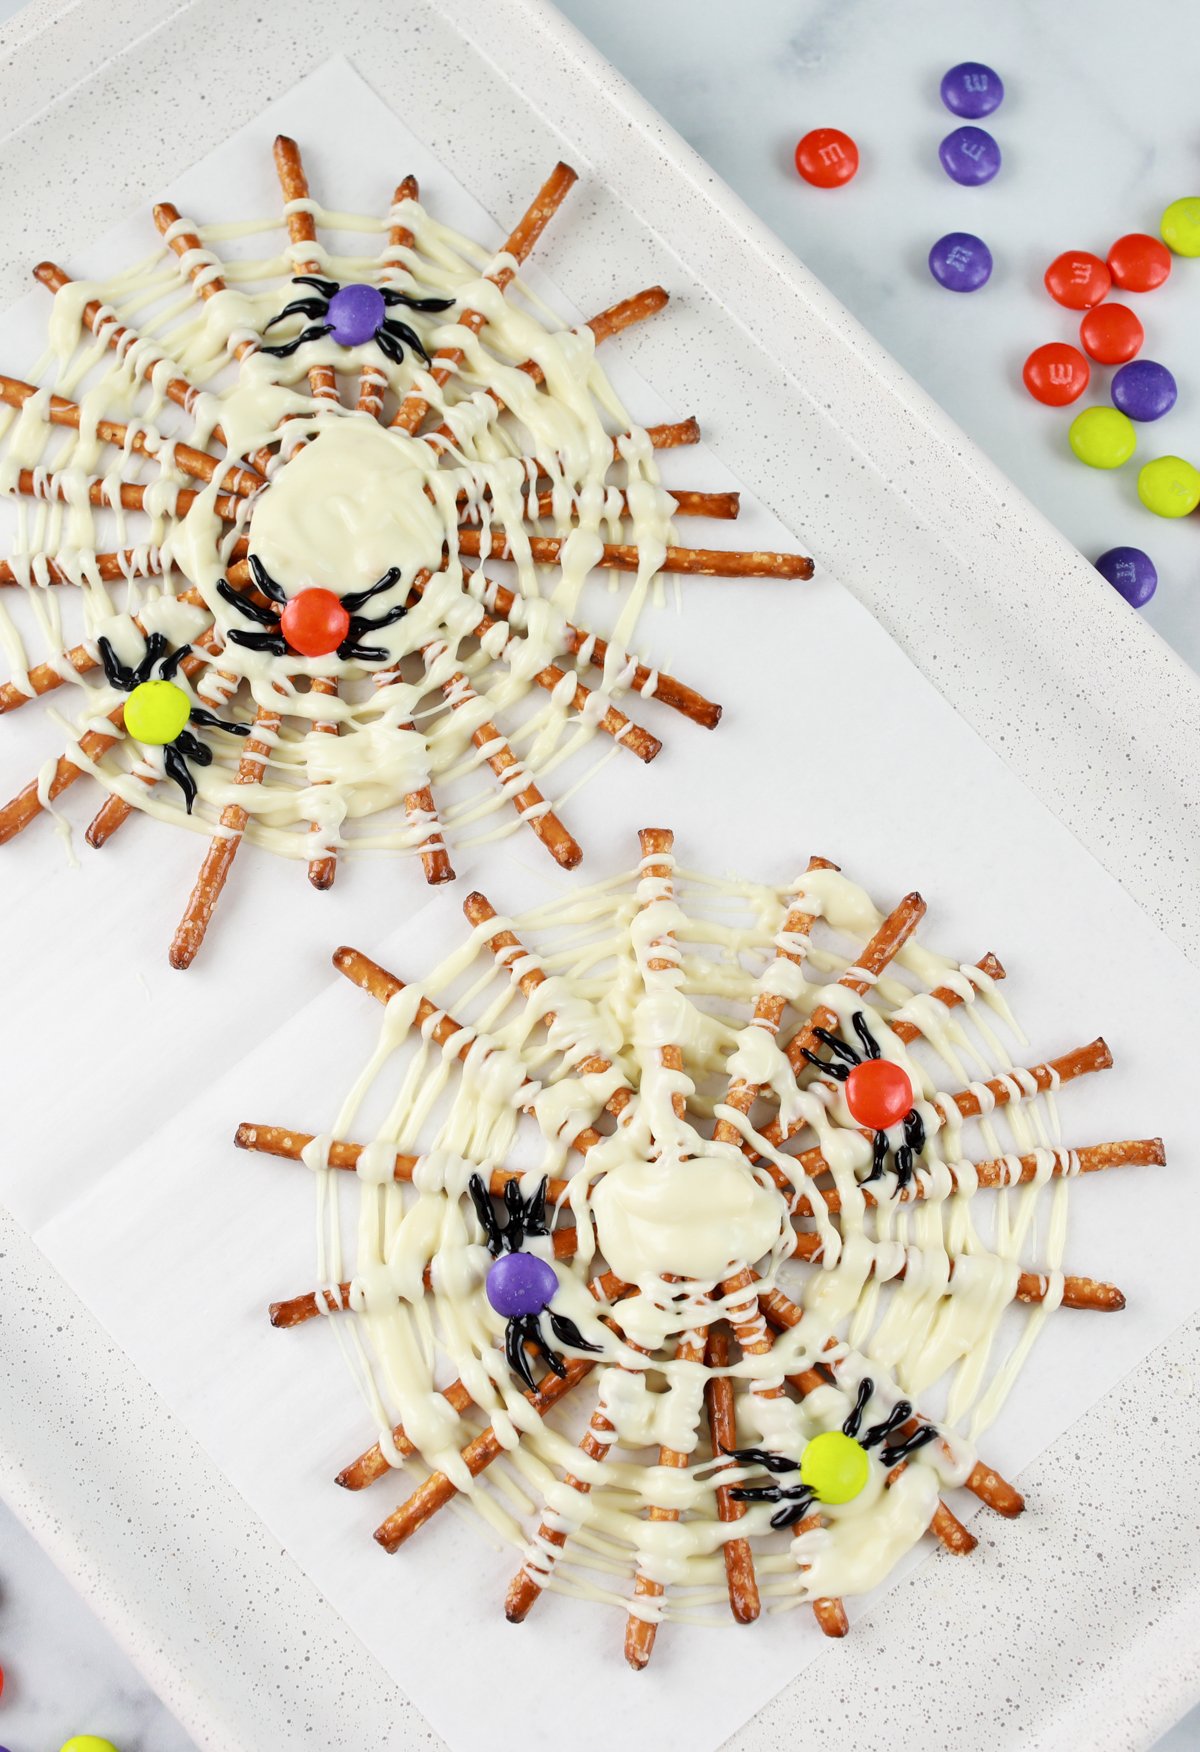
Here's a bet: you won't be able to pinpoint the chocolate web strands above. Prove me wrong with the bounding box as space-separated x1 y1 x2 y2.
0 141 810 966
243 830 1158 1666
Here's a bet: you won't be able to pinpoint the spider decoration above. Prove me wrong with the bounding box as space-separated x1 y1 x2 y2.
728 1377 941 1529
259 275 455 365
97 633 251 812
467 1171 601 1393
802 1009 927 1189
217 555 410 663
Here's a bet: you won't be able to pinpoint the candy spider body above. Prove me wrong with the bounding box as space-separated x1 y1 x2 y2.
98 632 250 812
727 1377 940 1528
218 555 409 664
803 1009 927 1189
467 1172 600 1392
259 274 454 365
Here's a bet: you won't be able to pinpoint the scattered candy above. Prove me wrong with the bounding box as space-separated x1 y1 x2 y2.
59 1740 122 1752
1106 232 1171 292
929 231 992 292
1111 359 1177 423
485 1250 559 1318
123 678 191 745
1078 303 1143 365
938 124 1001 187
1160 196 1200 257
1094 546 1157 608
1044 250 1111 310
1068 406 1136 470
940 62 1004 119
280 587 352 657
795 128 859 188
845 1058 913 1130
1137 454 1200 517
801 1431 871 1504
326 282 387 347
1023 343 1090 406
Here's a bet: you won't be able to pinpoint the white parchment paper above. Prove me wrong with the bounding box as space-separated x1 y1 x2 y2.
2 58 1199 1752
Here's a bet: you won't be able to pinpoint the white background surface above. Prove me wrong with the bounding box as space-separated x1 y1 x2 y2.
0 2 1197 1749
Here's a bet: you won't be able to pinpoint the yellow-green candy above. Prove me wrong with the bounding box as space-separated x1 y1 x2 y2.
1069 406 1136 470
1161 196 1200 257
123 677 190 745
60 1738 122 1752
1138 455 1200 519
800 1430 870 1504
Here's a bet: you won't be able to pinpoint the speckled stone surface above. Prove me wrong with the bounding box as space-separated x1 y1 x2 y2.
0 2 1198 1750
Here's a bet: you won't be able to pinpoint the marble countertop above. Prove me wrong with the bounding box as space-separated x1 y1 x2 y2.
0 1 1197 1748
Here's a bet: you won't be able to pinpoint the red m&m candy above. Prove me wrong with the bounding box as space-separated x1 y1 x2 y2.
845 1059 913 1131
1044 250 1111 310
1107 232 1171 292
1023 343 1090 406
1079 303 1143 365
795 128 859 188
280 587 351 657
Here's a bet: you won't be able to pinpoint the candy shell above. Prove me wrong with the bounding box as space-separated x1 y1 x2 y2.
1094 546 1157 608
794 128 859 188
801 1431 871 1504
940 62 1004 119
1111 360 1177 423
1023 343 1089 406
1160 197 1200 257
1068 407 1136 470
1106 233 1171 292
124 678 191 745
1045 251 1111 310
1137 455 1200 518
929 232 992 292
59 1740 123 1752
1078 303 1143 365
938 125 1001 187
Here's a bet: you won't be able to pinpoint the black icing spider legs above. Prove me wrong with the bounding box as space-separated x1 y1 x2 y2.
726 1379 940 1528
97 633 250 813
259 274 454 364
801 1010 927 1189
218 556 410 665
468 1172 600 1393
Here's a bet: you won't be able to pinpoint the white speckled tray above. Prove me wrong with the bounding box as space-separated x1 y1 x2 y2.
1 3 1199 1750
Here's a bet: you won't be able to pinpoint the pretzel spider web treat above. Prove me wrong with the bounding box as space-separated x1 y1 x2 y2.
245 829 1159 1665
0 141 811 965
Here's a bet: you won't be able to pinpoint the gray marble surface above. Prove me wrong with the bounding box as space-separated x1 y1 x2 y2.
0 1 1196 1749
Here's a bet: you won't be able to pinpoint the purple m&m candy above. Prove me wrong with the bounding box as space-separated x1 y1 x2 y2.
486 1251 558 1319
939 125 1001 186
941 62 1004 118
1111 359 1177 423
929 232 993 292
1095 546 1157 608
327 282 385 346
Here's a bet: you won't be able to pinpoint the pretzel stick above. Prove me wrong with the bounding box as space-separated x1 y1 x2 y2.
358 177 419 417
169 699 280 969
332 944 603 1155
0 704 125 840
12 468 241 524
0 548 165 588
476 571 721 730
783 890 927 1075
0 377 262 496
791 1136 1163 1215
153 205 258 367
273 136 339 407
426 649 582 868
455 527 813 580
704 1326 761 1623
888 952 1006 1044
408 572 659 762
787 1227 1124 1309
32 262 229 444
937 1038 1113 1121
392 161 578 436
462 890 633 1123
631 418 699 453
426 283 669 450
0 640 99 712
373 1357 595 1551
234 1120 570 1205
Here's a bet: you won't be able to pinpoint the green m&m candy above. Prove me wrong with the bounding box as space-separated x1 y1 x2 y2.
123 677 190 745
1137 454 1200 518
1160 197 1200 257
59 1738 122 1752
800 1430 871 1504
1069 406 1136 470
